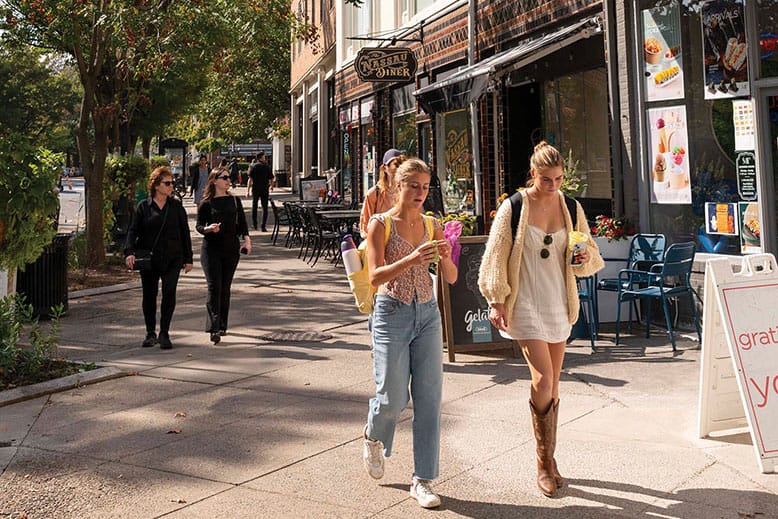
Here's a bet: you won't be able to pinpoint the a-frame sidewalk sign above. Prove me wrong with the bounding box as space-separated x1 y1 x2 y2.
698 254 778 473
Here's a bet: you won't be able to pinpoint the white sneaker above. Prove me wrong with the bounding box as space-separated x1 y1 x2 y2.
410 477 441 508
362 425 384 479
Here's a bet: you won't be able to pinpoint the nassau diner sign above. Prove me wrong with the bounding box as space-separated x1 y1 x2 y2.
354 47 417 83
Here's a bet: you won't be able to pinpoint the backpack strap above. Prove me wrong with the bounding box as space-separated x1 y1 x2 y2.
383 213 392 245
423 214 435 241
509 191 578 239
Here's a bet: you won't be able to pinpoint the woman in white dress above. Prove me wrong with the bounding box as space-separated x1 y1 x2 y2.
478 141 603 497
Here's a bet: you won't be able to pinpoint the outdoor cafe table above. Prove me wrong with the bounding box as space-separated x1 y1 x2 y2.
316 209 361 236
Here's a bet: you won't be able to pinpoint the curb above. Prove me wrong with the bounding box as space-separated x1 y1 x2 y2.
69 280 141 300
0 366 131 407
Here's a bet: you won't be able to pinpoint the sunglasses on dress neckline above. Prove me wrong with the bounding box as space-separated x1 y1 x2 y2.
540 234 553 259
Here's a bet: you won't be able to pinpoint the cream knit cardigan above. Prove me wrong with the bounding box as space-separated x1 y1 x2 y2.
478 190 605 326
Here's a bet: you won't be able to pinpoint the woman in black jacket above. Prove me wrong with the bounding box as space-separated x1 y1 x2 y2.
196 167 251 344
125 167 194 349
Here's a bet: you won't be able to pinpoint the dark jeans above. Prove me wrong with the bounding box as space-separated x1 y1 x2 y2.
201 243 240 333
252 189 270 229
140 267 182 335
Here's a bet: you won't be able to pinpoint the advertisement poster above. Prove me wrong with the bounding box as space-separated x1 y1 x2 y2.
732 99 755 151
648 106 691 204
642 3 684 102
705 202 738 235
702 0 750 99
739 202 761 253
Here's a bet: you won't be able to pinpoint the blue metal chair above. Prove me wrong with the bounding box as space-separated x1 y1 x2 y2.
576 275 598 353
598 233 666 332
614 241 700 351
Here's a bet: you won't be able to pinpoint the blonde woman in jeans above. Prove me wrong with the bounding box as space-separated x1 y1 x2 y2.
361 158 457 509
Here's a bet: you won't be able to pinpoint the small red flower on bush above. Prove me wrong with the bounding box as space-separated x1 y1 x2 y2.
591 215 636 242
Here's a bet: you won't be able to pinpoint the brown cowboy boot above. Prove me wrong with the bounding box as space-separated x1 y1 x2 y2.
550 399 564 488
529 400 557 497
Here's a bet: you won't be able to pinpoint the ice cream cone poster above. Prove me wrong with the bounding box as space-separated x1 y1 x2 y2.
647 106 691 204
642 3 684 102
739 202 762 254
702 0 750 100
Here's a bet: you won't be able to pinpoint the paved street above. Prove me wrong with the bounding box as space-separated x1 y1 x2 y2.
1 190 776 518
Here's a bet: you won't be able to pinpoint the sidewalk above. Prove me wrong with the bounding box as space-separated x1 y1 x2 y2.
1 190 776 518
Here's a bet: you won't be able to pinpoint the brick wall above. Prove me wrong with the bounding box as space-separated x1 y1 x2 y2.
291 1 336 89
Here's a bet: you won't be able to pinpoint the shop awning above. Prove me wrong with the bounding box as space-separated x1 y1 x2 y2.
414 15 603 113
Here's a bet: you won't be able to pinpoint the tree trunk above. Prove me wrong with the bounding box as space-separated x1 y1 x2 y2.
141 136 151 160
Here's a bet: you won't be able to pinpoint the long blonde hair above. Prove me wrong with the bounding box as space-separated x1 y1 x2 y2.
526 140 564 186
201 167 231 202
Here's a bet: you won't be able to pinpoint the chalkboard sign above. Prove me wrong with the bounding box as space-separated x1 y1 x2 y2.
440 235 519 362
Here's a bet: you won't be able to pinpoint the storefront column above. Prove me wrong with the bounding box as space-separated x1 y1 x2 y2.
317 68 328 176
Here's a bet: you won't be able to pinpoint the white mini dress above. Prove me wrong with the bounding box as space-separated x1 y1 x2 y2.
501 225 571 343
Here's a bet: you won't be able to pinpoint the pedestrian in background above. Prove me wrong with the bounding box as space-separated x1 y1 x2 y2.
361 158 457 509
478 141 604 497
189 154 209 206
358 148 405 239
246 151 274 232
125 167 194 350
196 167 251 344
229 157 240 187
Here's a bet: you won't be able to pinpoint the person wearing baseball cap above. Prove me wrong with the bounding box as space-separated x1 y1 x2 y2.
359 149 406 238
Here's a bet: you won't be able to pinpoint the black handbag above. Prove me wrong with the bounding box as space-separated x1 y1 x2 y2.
132 202 169 271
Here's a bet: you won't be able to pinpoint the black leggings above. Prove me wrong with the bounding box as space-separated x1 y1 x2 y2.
201 244 240 332
140 267 182 334
252 189 270 229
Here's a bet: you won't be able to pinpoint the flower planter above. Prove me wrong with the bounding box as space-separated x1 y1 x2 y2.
593 236 633 323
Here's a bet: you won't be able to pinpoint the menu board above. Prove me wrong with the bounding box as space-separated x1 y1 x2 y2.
647 106 692 204
702 0 750 99
642 3 684 102
439 236 516 362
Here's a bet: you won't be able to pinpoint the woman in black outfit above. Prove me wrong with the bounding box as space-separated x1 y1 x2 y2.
196 167 252 344
125 167 194 349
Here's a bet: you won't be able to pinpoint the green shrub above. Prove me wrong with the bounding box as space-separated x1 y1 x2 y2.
0 294 89 390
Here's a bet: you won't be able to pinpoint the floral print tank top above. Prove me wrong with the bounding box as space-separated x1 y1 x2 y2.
370 213 436 304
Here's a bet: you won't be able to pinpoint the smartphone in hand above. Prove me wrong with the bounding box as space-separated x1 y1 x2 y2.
240 247 248 255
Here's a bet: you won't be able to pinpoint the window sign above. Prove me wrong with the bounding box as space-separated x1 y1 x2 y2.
702 0 750 99
647 106 692 204
705 202 738 235
736 152 757 201
642 2 684 102
739 202 762 254
733 99 755 151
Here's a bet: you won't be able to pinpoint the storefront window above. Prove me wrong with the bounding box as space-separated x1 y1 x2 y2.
542 68 612 200
757 0 778 78
640 1 746 253
393 113 417 157
436 108 473 214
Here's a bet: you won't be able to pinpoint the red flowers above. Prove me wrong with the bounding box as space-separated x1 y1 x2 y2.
591 215 636 242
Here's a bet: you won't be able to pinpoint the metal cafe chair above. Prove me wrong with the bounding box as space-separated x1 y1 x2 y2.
578 275 599 352
270 199 291 246
598 233 666 332
614 241 700 351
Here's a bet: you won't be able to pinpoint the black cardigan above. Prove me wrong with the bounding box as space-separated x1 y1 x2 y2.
124 197 194 266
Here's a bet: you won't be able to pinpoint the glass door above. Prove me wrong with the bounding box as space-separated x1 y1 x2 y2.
761 90 778 254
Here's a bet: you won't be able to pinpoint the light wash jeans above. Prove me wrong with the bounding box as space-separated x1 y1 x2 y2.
366 294 443 480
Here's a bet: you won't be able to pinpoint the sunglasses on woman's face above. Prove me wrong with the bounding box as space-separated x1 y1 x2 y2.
540 234 553 259
217 175 231 181
159 180 174 186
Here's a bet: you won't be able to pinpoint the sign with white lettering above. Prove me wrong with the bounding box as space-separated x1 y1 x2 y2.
440 236 517 362
699 254 778 473
354 47 417 83
736 152 758 201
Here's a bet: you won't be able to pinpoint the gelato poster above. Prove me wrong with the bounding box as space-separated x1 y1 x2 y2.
642 3 684 102
739 202 762 254
647 106 691 205
702 0 750 99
